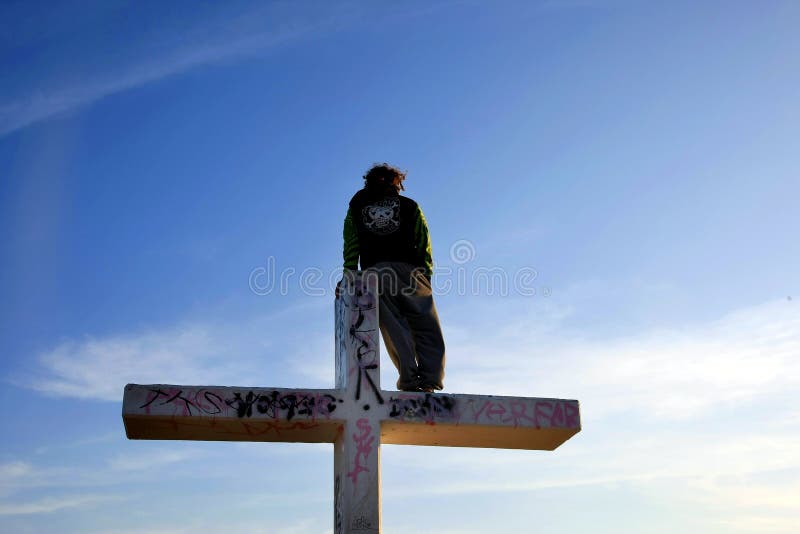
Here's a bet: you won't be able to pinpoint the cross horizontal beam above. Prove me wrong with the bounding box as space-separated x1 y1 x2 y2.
124 384 579 451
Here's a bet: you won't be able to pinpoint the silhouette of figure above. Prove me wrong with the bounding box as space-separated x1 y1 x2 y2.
342 163 445 392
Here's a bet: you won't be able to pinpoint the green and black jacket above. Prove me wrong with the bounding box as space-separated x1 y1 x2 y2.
343 188 433 277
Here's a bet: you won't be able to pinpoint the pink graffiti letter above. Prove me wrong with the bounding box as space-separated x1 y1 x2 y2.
346 418 375 488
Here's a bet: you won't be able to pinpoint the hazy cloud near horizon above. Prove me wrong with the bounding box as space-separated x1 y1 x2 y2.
29 297 799 422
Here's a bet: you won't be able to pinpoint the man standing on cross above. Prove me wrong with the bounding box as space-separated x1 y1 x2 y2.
342 163 446 393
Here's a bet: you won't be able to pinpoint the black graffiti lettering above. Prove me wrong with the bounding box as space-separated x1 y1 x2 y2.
225 390 341 420
139 388 170 410
252 390 278 418
280 393 314 420
226 391 258 418
350 306 384 405
321 394 338 415
199 390 224 415
138 388 344 420
140 388 200 416
389 394 457 420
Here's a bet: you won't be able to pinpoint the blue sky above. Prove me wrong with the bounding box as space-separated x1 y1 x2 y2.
1 0 799 532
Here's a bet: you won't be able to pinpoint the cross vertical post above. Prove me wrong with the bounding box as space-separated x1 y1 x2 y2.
334 273 383 532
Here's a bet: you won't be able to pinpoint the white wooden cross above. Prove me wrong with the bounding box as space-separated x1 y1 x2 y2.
123 272 581 533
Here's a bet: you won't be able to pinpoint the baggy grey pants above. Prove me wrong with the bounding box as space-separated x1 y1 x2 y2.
368 261 446 391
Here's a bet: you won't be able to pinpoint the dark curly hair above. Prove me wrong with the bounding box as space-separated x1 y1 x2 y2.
363 163 406 193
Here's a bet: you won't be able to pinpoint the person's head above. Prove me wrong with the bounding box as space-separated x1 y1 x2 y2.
362 163 406 195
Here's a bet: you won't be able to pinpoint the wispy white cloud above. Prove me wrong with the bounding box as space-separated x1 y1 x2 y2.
0 25 308 137
445 297 800 420
83 517 325 534
0 2 366 137
0 1 467 138
24 298 334 401
0 494 120 516
0 462 32 480
29 292 799 419
107 448 208 472
34 432 119 456
385 429 800 494
0 461 77 498
387 296 799 532
28 323 258 401
0 445 223 499
0 460 69 496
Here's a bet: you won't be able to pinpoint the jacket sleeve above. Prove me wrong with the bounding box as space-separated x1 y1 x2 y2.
414 205 434 277
343 207 360 271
